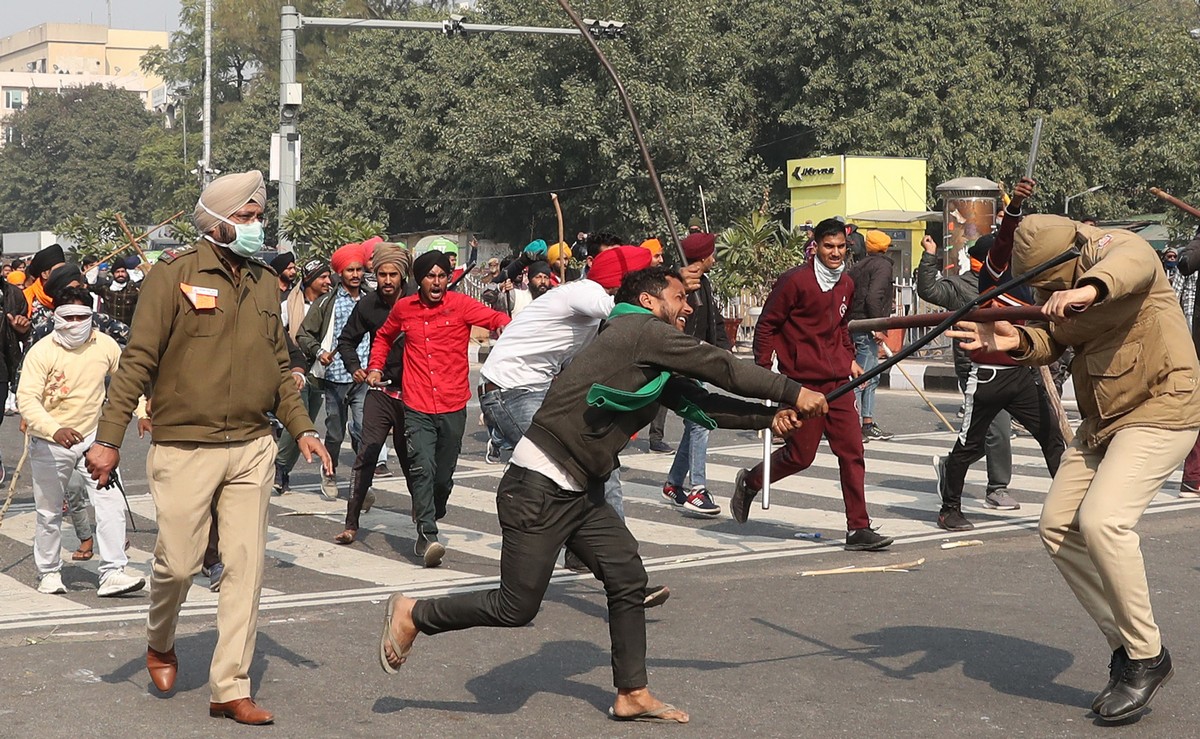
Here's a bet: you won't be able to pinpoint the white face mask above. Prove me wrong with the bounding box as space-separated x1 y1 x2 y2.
52 305 94 349
201 203 266 258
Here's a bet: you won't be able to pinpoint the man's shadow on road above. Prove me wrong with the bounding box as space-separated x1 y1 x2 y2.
756 618 1094 708
101 631 318 696
370 639 738 716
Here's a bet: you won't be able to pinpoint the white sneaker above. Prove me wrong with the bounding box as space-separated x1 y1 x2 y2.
97 568 146 597
37 571 67 594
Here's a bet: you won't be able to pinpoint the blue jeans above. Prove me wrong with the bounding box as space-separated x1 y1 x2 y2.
666 419 709 489
851 331 880 421
323 381 366 473
479 385 548 450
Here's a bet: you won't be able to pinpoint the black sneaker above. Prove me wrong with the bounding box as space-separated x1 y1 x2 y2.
844 527 893 551
863 424 893 442
683 487 721 516
272 465 288 497
937 509 974 531
1097 647 1173 722
648 440 674 454
375 463 393 478
644 584 670 608
661 483 686 507
1092 647 1129 713
730 469 759 524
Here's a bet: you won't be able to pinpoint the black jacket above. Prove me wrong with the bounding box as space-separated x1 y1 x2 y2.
1175 227 1200 355
336 288 412 387
683 275 732 349
0 282 28 385
523 312 800 488
847 253 894 321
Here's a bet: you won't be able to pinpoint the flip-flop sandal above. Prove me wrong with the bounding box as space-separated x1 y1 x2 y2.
607 704 685 723
71 539 94 561
333 530 357 546
378 592 412 675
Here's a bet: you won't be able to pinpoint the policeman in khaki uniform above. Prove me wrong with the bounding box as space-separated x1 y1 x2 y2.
85 170 332 726
951 215 1200 723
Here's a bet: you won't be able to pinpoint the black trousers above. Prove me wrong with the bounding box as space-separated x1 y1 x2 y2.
346 390 410 531
648 405 667 444
940 366 1065 512
411 465 649 689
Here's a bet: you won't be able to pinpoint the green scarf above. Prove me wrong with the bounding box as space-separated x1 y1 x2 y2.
584 303 717 430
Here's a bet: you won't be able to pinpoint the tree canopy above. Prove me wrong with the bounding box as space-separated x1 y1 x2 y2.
1 0 1199 250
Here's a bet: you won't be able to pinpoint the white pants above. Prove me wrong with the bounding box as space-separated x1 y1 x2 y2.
31 431 128 578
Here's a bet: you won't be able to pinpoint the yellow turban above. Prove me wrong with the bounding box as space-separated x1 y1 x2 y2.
193 170 268 234
548 241 572 262
865 229 892 253
639 238 663 256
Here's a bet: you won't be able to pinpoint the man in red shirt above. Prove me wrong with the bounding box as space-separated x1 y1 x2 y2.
367 250 510 566
729 218 893 551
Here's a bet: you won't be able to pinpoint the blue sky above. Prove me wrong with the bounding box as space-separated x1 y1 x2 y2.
0 1 181 39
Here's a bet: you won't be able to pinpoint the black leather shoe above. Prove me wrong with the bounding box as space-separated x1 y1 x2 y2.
1097 647 1173 722
1091 646 1129 713
730 469 758 524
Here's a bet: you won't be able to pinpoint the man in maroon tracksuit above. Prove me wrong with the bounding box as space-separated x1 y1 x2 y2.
729 218 893 551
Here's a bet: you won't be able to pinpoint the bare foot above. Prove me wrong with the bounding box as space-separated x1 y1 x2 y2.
383 595 420 669
612 687 689 723
333 529 357 545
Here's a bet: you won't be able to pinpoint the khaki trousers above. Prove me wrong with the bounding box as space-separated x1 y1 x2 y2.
1039 426 1198 660
145 435 274 702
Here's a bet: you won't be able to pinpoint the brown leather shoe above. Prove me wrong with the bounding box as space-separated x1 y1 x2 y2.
209 698 274 725
146 646 177 693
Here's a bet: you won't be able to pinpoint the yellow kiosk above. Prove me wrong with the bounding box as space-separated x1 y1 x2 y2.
786 155 935 279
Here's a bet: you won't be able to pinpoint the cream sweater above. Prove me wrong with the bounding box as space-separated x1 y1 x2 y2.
17 331 121 441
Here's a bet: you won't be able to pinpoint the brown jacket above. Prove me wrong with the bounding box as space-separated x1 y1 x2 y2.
1009 216 1200 448
96 241 316 447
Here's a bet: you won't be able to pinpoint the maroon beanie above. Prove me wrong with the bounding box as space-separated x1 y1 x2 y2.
587 245 653 289
681 232 716 263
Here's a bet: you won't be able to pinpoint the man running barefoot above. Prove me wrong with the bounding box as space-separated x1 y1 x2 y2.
378 266 826 723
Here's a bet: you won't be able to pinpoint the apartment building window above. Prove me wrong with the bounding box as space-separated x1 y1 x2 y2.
3 89 23 111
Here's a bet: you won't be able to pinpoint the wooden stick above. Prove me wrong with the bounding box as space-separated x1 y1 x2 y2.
801 558 925 577
115 213 152 266
940 540 983 550
551 193 566 283
95 210 185 265
1150 187 1200 220
880 343 956 433
848 305 1046 333
1038 365 1075 445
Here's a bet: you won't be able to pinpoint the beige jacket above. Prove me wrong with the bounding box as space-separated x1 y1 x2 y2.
1009 215 1200 448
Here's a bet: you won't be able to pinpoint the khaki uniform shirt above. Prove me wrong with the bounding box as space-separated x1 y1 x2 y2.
97 241 316 447
1012 227 1200 447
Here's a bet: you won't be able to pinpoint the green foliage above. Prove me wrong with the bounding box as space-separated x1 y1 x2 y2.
0 86 155 232
281 204 386 257
54 211 128 261
710 210 808 307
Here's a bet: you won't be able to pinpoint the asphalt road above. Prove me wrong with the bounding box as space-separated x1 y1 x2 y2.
2 383 1200 737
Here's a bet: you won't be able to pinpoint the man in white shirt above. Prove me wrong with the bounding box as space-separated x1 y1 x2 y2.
19 285 146 597
480 246 651 465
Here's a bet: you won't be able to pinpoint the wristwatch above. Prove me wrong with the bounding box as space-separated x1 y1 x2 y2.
299 431 320 440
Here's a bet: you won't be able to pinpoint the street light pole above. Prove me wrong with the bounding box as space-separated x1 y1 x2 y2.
274 8 622 249
201 0 213 189
1064 184 1105 217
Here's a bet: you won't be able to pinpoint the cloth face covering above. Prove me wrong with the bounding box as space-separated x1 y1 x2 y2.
52 305 94 349
813 258 845 292
200 203 265 258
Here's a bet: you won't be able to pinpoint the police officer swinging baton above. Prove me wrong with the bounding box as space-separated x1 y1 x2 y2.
825 246 1081 404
